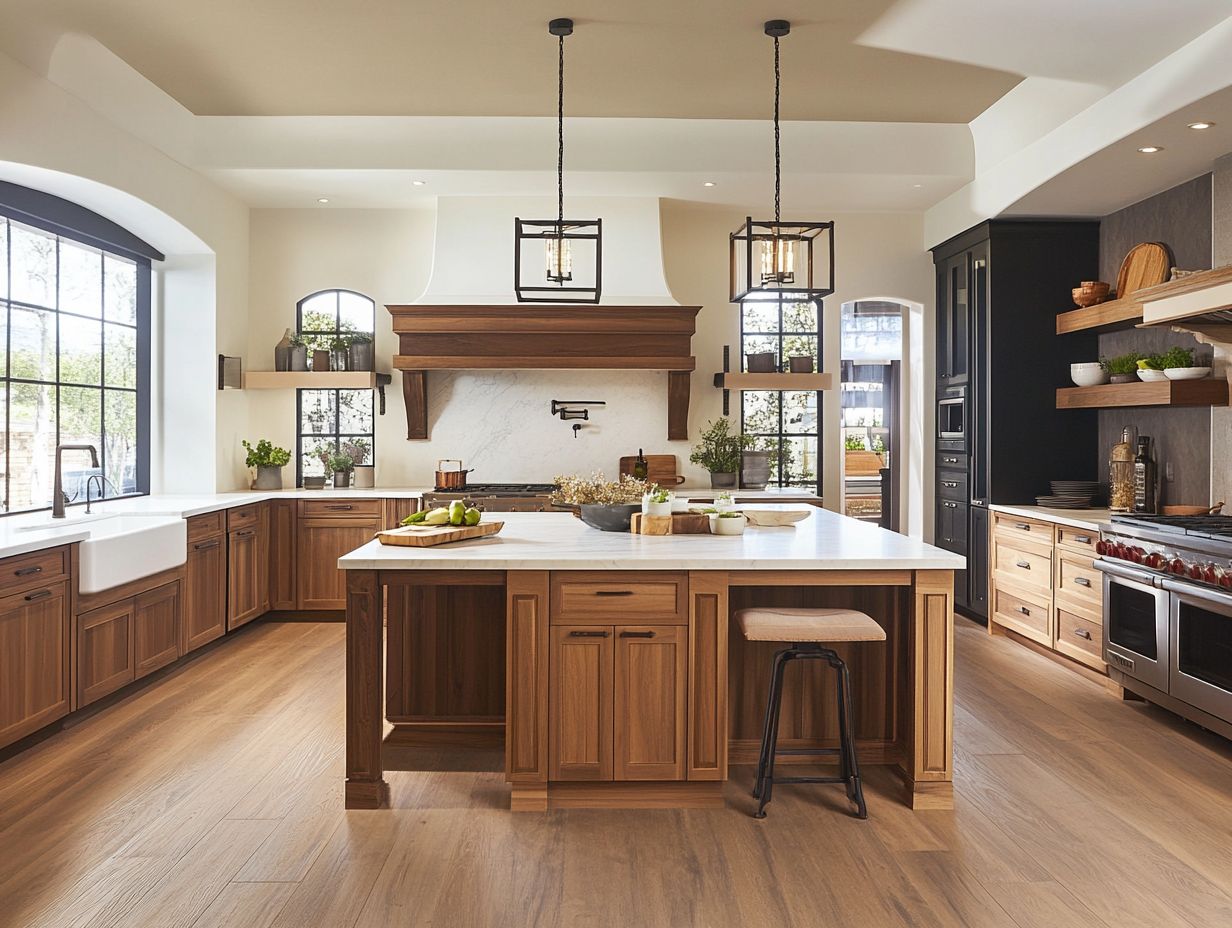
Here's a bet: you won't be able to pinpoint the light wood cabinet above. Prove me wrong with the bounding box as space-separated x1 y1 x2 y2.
268 499 297 611
228 503 269 630
0 579 71 749
296 502 383 610
134 582 181 678
549 626 613 781
184 520 226 653
78 599 135 706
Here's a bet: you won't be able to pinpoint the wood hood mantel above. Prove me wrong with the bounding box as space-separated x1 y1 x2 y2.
386 303 700 440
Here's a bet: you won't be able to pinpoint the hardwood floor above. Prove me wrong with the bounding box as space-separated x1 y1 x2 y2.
1 617 1231 928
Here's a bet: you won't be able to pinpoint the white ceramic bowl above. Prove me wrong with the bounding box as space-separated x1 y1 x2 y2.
1070 362 1109 387
708 512 747 535
1137 369 1168 382
1164 367 1212 381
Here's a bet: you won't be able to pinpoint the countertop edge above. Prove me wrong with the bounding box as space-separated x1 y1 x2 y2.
989 504 1109 532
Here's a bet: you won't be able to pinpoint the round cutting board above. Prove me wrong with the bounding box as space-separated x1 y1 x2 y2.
1115 242 1171 299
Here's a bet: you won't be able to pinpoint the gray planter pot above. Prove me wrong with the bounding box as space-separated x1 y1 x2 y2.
332 471 351 489
330 348 349 372
274 346 292 372
252 465 284 490
709 472 738 489
302 475 326 490
289 345 308 371
746 352 776 373
348 341 374 372
740 451 771 489
353 464 375 489
579 503 640 532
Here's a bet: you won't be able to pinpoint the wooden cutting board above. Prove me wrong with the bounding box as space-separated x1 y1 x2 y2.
376 521 504 547
630 513 710 534
1115 242 1171 299
618 454 685 486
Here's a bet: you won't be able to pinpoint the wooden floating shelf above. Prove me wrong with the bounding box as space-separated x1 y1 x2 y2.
1057 266 1232 334
1056 296 1143 334
1056 378 1229 410
243 371 382 390
713 372 833 391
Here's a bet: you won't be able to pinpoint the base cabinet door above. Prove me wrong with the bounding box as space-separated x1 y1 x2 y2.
297 517 382 609
78 600 135 707
228 523 268 630
549 625 613 781
134 582 181 679
269 499 297 610
184 535 226 652
614 625 687 781
0 581 71 749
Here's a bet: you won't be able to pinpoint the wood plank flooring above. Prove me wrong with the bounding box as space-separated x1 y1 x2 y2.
1 617 1230 928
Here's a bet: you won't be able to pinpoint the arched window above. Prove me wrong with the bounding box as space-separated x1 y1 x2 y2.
295 289 376 485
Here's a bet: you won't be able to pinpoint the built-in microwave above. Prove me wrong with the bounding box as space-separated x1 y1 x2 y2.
937 388 966 451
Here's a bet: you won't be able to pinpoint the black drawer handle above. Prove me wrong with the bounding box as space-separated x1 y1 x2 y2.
325 504 354 511
1074 577 1092 587
234 529 256 538
1015 560 1031 570
1074 535 1093 545
24 589 52 602
620 630 656 638
1017 606 1031 616
193 539 221 551
14 565 43 577
1014 523 1031 531
594 590 634 597
569 630 610 638
1072 627 1092 640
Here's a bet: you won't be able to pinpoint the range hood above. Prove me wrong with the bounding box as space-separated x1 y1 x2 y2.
1140 265 1232 329
390 196 698 441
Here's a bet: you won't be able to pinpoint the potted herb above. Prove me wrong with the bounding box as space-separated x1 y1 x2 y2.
242 439 292 490
1101 352 1145 384
329 336 351 372
551 472 650 531
329 452 355 489
708 510 747 535
348 333 375 372
690 418 745 489
344 438 374 488
289 333 309 372
642 485 674 517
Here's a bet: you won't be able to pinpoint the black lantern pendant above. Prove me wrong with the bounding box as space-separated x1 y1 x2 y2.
730 20 833 303
515 18 602 303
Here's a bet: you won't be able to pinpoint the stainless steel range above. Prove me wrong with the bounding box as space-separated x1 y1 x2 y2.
1096 514 1232 739
422 483 558 513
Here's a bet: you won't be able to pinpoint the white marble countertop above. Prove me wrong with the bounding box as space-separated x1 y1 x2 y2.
989 504 1111 532
338 508 966 572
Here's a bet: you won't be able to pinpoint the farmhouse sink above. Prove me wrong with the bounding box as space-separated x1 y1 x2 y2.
77 515 187 594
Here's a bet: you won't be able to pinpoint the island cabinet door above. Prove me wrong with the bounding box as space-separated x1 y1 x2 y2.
549 626 613 781
614 625 687 781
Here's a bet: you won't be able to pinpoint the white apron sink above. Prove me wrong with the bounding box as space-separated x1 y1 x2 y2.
77 515 187 594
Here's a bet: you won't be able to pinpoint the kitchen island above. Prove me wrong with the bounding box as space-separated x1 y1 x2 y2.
339 509 963 812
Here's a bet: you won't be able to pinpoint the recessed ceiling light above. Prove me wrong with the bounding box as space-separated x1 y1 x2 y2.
912 184 923 188
1137 146 1162 154
1188 121 1214 130
412 180 427 186
316 197 330 203
702 181 716 187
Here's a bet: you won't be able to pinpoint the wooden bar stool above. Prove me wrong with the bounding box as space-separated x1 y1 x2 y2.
736 607 886 820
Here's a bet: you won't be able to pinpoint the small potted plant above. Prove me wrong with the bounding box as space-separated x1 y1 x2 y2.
329 336 351 372
714 490 736 513
741 437 772 489
345 438 374 488
289 333 309 372
690 418 745 489
348 333 375 372
1100 352 1145 384
708 510 747 535
242 439 291 490
328 452 354 489
642 485 674 517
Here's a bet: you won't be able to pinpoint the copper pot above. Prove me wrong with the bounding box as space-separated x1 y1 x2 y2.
434 460 473 491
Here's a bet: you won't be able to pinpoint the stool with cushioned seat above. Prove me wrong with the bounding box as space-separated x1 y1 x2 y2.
736 606 887 819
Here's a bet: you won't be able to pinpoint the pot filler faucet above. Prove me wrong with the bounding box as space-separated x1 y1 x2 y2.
52 443 99 518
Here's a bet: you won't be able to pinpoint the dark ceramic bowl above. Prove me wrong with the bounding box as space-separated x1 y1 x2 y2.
579 503 640 532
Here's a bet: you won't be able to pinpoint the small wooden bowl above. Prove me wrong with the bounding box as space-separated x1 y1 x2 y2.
1072 281 1111 307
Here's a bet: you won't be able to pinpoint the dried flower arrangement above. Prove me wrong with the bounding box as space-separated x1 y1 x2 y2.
551 472 651 506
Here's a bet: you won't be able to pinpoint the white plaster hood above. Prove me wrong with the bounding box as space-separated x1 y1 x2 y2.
416 196 680 305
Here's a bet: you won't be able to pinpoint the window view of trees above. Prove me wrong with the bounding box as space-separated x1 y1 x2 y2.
296 290 375 485
740 298 820 488
1 219 143 513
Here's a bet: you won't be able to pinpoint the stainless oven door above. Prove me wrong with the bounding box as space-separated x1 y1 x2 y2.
1164 579 1232 722
1097 560 1169 692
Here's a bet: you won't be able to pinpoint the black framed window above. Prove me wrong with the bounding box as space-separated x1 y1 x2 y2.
295 290 375 485
738 297 821 490
1 207 153 515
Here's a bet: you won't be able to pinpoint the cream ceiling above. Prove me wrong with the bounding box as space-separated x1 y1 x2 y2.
0 0 1021 120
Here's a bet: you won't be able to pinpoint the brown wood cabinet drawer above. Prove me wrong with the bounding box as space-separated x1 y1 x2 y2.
186 511 225 542
992 512 1055 550
991 586 1051 645
1054 609 1104 669
1056 524 1099 556
226 504 262 531
1055 555 1102 613
299 499 384 520
2 546 70 595
551 572 687 625
993 541 1052 596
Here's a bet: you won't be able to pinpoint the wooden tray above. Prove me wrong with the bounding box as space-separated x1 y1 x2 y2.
619 454 684 486
1115 242 1171 299
376 521 504 547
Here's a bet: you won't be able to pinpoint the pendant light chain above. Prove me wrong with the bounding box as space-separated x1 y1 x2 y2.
557 31 565 236
773 33 781 226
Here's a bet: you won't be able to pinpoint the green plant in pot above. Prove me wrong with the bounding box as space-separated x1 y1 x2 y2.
329 452 355 489
329 336 351 372
1100 352 1145 384
344 438 374 488
242 439 291 490
691 418 745 489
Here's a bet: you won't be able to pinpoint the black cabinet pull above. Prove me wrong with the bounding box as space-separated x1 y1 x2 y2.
1072 627 1092 640
1014 523 1031 531
620 630 656 638
594 590 634 597
1015 560 1031 570
569 630 610 638
1074 577 1091 587
1017 606 1031 616
234 529 256 538
193 539 222 551
24 589 52 602
14 565 43 577
326 504 354 511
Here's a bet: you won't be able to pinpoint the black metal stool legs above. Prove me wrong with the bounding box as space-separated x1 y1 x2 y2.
751 643 868 820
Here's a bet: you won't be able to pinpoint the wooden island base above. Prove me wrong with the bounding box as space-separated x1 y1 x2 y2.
345 567 955 813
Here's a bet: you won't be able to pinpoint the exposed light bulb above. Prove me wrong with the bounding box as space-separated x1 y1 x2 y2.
758 237 796 286
546 236 573 283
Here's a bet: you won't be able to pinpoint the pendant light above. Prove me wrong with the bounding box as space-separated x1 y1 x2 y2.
730 20 833 303
514 17 602 303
